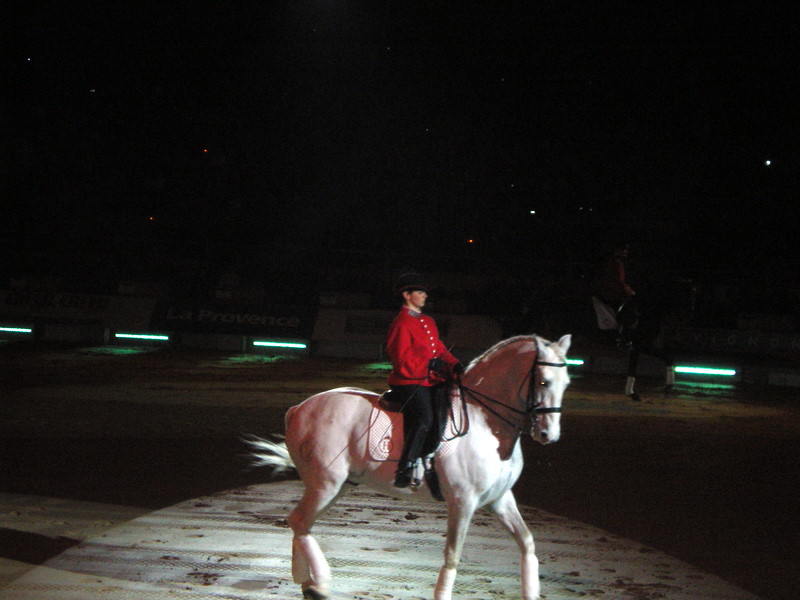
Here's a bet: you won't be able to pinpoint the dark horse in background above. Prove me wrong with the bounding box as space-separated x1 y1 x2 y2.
605 275 695 400
546 273 695 401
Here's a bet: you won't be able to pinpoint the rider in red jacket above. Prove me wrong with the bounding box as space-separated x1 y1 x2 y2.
593 243 636 308
387 273 461 488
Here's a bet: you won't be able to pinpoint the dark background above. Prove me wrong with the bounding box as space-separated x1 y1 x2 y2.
5 1 799 318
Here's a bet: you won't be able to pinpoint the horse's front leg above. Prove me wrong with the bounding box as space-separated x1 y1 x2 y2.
487 489 540 600
435 496 477 600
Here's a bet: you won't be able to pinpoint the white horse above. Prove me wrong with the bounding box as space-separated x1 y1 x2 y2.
247 334 571 600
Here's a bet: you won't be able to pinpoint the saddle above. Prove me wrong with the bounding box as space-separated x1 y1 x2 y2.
378 385 452 457
591 295 639 349
591 295 619 331
371 385 466 501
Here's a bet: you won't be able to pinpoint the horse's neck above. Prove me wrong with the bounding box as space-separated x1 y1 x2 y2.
464 366 526 399
463 347 533 418
476 340 534 381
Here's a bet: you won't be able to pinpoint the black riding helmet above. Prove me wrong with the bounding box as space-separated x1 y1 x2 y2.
395 272 428 296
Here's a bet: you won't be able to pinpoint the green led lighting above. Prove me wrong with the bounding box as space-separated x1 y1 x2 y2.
566 358 585 366
679 381 737 393
363 362 393 371
81 346 154 356
0 326 33 333
253 340 308 349
115 333 170 341
674 365 737 377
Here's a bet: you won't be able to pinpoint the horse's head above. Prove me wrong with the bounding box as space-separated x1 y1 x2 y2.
529 334 571 445
462 333 572 446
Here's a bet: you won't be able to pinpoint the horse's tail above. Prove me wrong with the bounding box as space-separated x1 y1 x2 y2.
242 434 296 474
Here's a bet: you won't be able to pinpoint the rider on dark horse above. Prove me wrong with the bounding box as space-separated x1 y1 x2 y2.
592 242 638 346
592 243 687 401
386 273 462 488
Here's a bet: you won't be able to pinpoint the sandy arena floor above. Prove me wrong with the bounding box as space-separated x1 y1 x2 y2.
1 343 798 599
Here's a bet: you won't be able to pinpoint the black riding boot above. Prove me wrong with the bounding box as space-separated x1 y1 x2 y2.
391 384 433 488
394 423 429 488
393 461 417 488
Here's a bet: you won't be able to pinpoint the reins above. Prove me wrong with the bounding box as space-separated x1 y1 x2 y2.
457 354 568 434
381 337 568 440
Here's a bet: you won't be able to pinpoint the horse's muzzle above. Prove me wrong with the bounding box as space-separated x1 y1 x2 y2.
533 426 560 445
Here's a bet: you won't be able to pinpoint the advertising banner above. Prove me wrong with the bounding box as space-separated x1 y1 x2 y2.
0 289 157 330
150 302 317 338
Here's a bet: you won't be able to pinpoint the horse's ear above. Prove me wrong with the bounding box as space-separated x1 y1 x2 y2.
556 334 572 354
534 335 546 356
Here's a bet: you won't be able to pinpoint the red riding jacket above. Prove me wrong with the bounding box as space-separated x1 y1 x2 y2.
594 256 635 307
386 308 459 386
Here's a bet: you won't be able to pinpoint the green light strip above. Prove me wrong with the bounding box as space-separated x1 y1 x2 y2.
674 365 737 377
115 333 170 341
253 340 308 349
0 326 33 333
566 358 585 366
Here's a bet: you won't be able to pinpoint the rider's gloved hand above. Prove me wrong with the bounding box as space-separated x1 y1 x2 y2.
452 361 465 375
428 357 445 375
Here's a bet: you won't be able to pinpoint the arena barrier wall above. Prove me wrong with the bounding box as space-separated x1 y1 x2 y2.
664 326 800 357
311 308 503 361
0 289 159 343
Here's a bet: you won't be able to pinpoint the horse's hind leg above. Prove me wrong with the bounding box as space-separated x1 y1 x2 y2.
288 481 350 599
487 489 540 600
292 534 329 600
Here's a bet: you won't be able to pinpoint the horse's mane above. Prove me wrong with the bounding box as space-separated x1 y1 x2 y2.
467 334 570 372
467 334 536 369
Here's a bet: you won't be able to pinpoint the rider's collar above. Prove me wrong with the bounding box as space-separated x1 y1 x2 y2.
404 308 422 318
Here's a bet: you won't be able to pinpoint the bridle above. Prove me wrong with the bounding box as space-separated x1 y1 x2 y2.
528 358 569 414
457 354 568 434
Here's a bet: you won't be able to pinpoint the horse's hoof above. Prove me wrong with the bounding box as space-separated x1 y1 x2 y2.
628 393 641 402
302 587 328 600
